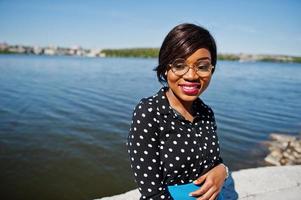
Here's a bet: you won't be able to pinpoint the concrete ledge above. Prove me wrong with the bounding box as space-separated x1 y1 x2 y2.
97 165 301 200
232 165 301 200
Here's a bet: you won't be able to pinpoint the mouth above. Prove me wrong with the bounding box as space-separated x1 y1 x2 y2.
178 83 201 95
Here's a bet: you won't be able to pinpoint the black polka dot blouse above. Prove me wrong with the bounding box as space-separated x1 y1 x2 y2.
127 87 223 200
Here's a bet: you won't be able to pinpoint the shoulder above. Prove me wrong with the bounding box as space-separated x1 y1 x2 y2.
132 87 166 115
132 98 154 117
131 89 161 120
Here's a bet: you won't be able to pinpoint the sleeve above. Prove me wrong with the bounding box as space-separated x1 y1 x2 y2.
210 108 224 166
202 106 224 175
211 108 224 166
127 100 173 200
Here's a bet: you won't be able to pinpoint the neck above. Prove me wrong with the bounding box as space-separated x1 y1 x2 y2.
166 88 193 114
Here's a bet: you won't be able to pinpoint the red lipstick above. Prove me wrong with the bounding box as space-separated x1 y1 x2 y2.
178 83 200 95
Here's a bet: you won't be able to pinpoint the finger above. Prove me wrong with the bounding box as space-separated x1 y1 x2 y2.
194 174 207 185
196 187 216 200
208 192 218 200
190 179 212 197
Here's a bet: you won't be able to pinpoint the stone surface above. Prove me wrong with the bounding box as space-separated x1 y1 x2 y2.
232 165 301 199
96 165 301 200
264 133 301 166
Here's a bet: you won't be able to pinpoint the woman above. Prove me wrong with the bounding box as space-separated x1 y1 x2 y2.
127 23 229 200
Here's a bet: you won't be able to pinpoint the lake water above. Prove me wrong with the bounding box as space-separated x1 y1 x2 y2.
0 55 300 200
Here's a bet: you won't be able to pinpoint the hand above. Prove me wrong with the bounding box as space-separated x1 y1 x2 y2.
189 164 227 200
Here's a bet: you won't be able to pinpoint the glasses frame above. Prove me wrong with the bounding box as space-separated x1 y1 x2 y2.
168 58 215 77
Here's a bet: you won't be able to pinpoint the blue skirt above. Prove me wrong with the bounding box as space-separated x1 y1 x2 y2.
167 172 238 200
167 182 224 200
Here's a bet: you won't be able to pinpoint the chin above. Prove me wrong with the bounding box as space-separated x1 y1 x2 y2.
177 92 200 102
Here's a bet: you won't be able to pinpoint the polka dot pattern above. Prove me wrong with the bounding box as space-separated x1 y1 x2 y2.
127 87 223 199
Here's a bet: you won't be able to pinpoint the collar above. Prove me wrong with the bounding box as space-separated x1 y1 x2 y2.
154 87 206 121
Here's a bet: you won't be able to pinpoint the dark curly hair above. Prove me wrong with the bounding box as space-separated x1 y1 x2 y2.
154 23 217 84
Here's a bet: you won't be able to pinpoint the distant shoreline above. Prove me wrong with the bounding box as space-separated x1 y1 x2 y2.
101 49 301 63
1 43 300 63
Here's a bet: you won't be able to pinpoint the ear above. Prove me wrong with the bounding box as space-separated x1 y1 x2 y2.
164 71 167 76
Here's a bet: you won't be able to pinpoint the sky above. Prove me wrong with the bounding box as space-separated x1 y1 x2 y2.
0 0 300 56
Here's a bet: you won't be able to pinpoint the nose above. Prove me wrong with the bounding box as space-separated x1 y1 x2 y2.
183 66 199 81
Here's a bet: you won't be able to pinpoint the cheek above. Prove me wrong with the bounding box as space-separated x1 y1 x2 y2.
201 77 212 89
166 71 179 85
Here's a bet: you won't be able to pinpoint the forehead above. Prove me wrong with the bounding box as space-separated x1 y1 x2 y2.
186 48 211 63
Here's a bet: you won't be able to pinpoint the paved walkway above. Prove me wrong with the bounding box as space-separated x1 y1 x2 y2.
97 165 301 200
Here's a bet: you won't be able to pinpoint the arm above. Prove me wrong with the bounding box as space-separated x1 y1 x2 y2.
190 107 228 200
127 100 172 200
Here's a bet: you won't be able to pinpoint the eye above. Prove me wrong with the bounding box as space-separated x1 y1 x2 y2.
171 59 187 70
173 62 186 70
196 62 211 71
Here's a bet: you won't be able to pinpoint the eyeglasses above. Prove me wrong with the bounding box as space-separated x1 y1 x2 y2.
168 58 214 77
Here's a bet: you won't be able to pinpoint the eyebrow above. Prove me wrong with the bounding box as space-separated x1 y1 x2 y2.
196 57 211 61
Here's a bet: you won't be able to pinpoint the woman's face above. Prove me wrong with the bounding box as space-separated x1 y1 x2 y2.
166 48 212 103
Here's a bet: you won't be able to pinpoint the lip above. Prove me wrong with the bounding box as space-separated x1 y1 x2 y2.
178 83 201 95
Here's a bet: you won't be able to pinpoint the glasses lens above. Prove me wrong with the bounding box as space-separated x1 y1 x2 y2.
196 63 211 71
170 59 213 77
195 61 212 76
171 59 188 75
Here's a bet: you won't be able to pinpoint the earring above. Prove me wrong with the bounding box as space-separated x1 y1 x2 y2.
164 71 167 76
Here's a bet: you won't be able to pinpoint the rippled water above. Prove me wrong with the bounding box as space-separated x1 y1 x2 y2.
0 55 300 199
